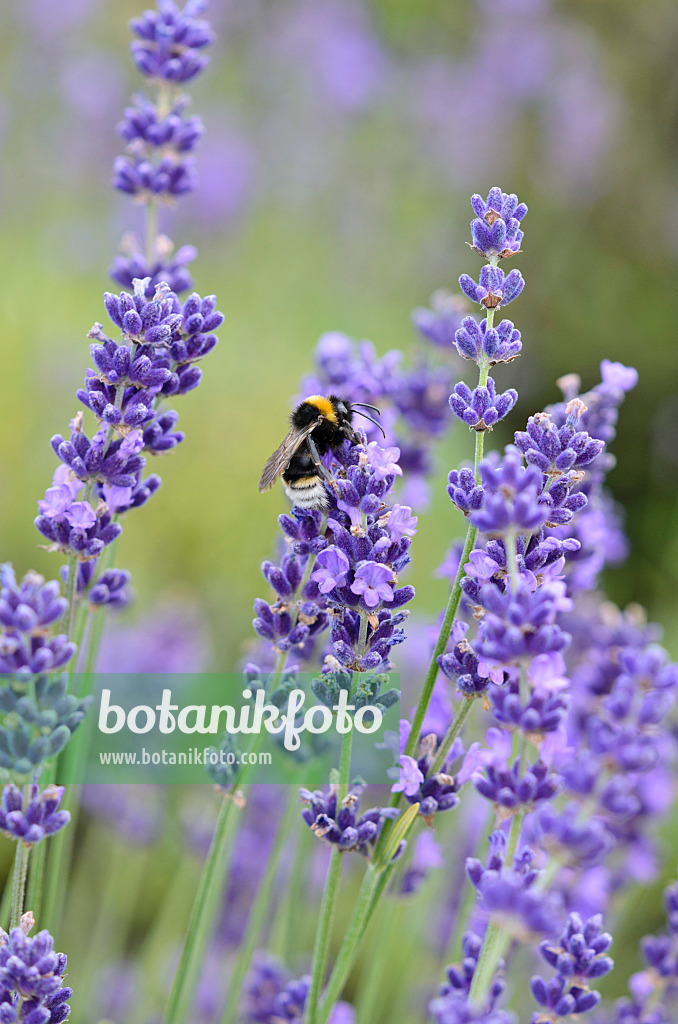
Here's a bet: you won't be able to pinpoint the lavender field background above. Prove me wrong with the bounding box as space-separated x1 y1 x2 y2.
0 0 677 1021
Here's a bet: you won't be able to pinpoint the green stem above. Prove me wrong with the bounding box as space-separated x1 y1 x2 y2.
163 766 255 1024
399 344 490 768
63 555 79 643
10 842 31 931
305 672 355 1024
316 865 382 1024
355 897 404 1024
146 200 158 267
427 697 475 778
220 792 296 1024
443 804 495 967
24 837 45 922
504 808 525 869
402 521 478 765
303 849 344 1024
357 613 369 657
468 808 526 1008
41 794 76 934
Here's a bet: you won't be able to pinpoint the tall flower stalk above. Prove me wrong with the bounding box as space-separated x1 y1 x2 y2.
36 0 223 934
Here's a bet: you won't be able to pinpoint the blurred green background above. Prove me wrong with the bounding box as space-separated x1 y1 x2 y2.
1 0 677 663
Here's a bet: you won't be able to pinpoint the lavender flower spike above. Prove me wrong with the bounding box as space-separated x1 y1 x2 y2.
449 377 518 431
530 912 613 1022
0 923 72 1024
469 187 527 260
454 316 522 366
460 266 525 310
0 785 70 845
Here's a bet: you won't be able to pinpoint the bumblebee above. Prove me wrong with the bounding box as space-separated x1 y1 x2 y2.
258 394 384 509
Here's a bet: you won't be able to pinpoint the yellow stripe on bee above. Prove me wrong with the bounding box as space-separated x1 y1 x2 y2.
290 476 320 487
305 395 337 424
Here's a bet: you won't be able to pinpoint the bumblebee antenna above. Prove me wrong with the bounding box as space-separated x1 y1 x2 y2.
353 409 386 438
352 402 381 415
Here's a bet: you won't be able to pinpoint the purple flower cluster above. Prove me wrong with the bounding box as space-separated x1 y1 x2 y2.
514 402 605 478
453 316 522 367
430 935 513 1024
244 955 353 1024
0 924 72 1024
460 266 524 310
530 912 613 1022
449 378 518 432
130 0 214 82
111 1 214 296
113 1 213 203
299 786 400 859
0 566 75 675
36 8 223 610
110 235 197 297
0 785 70 846
253 439 416 676
542 601 678 900
390 730 460 820
468 189 527 260
253 509 329 664
466 831 562 938
542 364 639 590
601 875 678 1022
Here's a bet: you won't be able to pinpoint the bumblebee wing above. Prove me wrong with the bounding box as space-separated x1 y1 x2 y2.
258 417 323 492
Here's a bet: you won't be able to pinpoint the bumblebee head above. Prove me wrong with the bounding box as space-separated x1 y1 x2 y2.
326 395 360 442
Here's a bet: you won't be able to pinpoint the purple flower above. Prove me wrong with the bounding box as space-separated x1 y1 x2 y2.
439 635 507 697
449 377 518 431
113 153 197 199
466 832 562 937
299 786 401 859
89 569 131 608
469 452 548 537
385 505 418 542
0 566 76 675
475 580 573 666
468 187 527 259
365 442 403 480
244 954 354 1024
62 501 97 529
390 754 424 797
310 546 350 595
129 0 215 83
110 235 197 296
117 95 204 152
530 912 613 1022
600 359 639 391
454 315 523 366
350 561 395 609
460 265 525 310
37 486 77 519
0 924 72 1023
514 404 605 477
0 785 70 845
446 467 484 516
0 566 67 631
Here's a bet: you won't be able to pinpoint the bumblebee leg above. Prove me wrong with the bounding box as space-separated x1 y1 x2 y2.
307 437 339 493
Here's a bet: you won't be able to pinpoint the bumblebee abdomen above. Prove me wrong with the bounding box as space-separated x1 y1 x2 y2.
283 475 328 510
